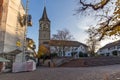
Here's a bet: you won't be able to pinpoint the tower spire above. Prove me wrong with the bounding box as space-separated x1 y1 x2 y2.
40 0 50 22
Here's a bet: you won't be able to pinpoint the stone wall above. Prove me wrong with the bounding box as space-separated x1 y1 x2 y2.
60 56 120 67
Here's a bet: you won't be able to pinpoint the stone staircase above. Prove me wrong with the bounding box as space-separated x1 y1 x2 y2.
50 57 73 67
40 57 73 67
60 56 120 67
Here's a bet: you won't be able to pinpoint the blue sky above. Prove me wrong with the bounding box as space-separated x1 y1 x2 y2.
22 0 119 50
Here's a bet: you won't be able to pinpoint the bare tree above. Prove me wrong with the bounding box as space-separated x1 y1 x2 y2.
51 29 74 56
77 0 120 40
86 27 100 56
52 29 74 41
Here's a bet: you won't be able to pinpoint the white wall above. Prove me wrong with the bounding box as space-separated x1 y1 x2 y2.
97 46 120 56
4 0 25 53
50 45 88 57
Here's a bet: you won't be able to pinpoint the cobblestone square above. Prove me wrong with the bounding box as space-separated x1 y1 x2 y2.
0 65 120 80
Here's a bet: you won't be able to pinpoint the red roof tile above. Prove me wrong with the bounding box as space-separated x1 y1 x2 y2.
49 40 88 47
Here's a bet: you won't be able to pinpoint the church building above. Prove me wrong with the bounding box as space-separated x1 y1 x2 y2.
39 6 88 57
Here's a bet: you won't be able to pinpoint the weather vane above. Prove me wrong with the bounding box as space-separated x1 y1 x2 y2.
44 0 46 7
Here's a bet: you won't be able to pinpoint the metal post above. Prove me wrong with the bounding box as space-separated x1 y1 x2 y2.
23 0 29 62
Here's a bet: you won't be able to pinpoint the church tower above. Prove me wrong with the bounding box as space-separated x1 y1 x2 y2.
39 6 50 47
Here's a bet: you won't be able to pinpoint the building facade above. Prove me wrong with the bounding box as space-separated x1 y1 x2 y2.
0 0 25 54
97 40 120 56
50 40 88 57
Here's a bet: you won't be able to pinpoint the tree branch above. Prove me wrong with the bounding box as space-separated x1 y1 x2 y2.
80 0 110 10
97 15 120 41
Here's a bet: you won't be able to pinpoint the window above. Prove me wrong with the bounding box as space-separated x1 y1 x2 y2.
117 45 120 49
43 41 49 44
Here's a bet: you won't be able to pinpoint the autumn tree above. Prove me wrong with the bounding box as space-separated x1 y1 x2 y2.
37 45 49 65
77 0 120 40
86 27 100 56
52 29 74 56
37 45 49 57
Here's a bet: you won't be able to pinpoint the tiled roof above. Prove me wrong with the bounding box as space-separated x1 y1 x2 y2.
49 40 88 47
99 40 120 50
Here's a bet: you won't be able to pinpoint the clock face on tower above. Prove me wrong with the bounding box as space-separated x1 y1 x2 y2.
42 24 49 31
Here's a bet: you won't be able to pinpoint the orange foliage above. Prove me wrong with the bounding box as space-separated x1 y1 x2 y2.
37 45 49 58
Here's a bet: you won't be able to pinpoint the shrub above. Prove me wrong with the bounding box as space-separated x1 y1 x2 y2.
71 52 77 57
112 51 118 56
79 52 84 57
84 53 88 57
50 53 58 58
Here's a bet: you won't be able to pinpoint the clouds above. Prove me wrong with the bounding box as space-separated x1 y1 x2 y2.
77 16 98 30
